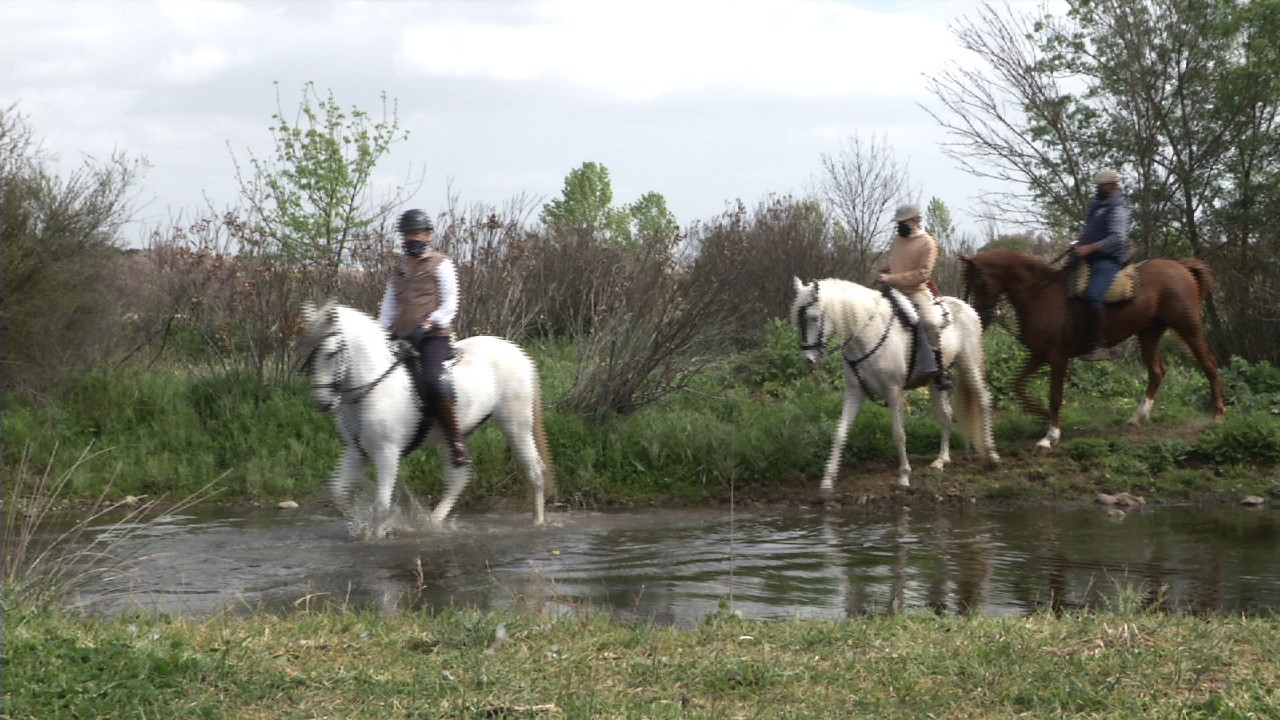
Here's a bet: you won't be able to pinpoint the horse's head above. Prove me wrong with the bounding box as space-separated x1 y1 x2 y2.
300 301 346 412
791 277 828 367
959 254 1001 329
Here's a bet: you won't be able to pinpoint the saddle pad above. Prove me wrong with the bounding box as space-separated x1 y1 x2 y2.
1071 262 1140 303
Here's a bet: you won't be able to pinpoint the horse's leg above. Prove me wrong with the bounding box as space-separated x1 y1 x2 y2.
504 417 547 526
1037 359 1069 452
370 445 402 537
821 381 865 492
1013 353 1054 448
928 384 953 471
1129 329 1167 427
888 388 912 487
328 447 366 517
1172 324 1226 421
430 462 472 525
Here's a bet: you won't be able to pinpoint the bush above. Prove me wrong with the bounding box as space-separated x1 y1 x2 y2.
1194 413 1280 465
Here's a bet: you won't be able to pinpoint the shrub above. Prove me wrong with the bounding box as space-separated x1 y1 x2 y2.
1194 413 1280 465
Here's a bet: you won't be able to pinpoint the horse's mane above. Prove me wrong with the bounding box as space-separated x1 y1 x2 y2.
816 279 887 342
301 301 391 357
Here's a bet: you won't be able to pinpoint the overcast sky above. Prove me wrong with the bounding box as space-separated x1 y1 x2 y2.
3 0 1061 246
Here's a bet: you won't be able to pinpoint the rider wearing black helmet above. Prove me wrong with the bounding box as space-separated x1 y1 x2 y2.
378 208 469 466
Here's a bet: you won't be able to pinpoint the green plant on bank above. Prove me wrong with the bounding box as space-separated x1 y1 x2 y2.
5 601 1279 719
4 334 1278 508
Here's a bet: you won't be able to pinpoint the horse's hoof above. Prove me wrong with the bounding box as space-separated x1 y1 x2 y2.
929 459 948 471
988 453 1002 466
1034 443 1053 456
896 478 911 488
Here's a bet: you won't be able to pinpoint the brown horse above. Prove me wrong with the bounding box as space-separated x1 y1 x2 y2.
959 249 1224 451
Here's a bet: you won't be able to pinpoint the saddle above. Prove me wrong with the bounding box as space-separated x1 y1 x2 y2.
880 285 950 389
1069 262 1141 303
394 340 458 408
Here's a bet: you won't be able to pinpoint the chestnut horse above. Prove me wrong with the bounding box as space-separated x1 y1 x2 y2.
960 249 1224 450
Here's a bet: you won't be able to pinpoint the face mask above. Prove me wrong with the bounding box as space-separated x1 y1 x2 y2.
404 240 426 257
897 222 913 237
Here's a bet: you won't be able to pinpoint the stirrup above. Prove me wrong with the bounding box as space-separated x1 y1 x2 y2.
933 369 954 390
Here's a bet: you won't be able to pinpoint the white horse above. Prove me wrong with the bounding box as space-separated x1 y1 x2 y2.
791 277 999 489
300 301 553 537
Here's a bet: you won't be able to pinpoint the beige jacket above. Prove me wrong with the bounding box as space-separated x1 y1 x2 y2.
881 230 939 295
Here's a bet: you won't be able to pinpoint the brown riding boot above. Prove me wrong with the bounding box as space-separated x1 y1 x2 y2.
933 349 953 390
1080 308 1111 361
434 393 470 467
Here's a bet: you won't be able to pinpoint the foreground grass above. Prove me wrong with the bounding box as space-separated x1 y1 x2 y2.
5 602 1278 719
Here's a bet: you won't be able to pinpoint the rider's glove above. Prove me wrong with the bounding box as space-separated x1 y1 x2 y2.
406 326 429 345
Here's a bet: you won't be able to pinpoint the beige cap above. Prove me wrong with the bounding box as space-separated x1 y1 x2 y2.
1094 168 1121 184
894 203 922 222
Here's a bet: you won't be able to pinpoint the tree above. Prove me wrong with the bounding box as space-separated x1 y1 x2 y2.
539 162 632 244
926 0 1280 360
1 104 147 397
817 134 916 280
627 190 679 255
233 82 416 270
926 0 1280 256
925 197 957 251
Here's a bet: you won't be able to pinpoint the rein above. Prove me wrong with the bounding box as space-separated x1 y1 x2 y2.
843 308 895 399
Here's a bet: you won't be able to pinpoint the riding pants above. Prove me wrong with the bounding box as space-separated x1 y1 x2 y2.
907 290 943 349
413 335 452 407
1083 257 1121 310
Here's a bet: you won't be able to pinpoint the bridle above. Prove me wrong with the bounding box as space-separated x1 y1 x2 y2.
303 329 405 407
797 285 894 398
797 291 826 353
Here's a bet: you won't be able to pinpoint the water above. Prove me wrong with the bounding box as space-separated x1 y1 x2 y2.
44 504 1280 627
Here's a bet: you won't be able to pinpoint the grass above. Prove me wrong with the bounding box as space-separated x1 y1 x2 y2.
5 601 1279 719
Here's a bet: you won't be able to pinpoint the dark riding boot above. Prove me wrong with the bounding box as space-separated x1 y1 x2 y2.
1080 307 1111 361
933 349 953 390
434 393 470 467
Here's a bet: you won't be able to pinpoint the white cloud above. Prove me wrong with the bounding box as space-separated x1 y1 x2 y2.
163 46 236 84
402 0 961 102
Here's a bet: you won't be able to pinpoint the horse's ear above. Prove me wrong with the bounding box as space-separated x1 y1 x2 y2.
301 301 317 325
793 276 804 294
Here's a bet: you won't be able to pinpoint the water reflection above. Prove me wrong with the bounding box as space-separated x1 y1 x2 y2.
45 505 1280 627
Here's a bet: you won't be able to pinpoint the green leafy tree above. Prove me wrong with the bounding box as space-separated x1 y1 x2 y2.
628 191 678 251
540 162 633 244
233 82 416 269
925 197 956 251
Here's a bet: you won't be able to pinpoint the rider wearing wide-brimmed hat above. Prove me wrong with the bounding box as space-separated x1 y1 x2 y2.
378 209 469 467
878 202 951 390
1073 168 1134 361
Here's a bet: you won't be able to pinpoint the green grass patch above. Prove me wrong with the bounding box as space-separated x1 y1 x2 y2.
5 603 1279 719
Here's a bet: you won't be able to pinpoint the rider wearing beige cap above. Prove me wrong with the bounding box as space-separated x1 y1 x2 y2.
878 202 951 390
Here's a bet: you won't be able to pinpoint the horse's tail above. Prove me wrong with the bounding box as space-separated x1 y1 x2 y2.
951 305 996 458
532 382 555 496
1180 258 1214 304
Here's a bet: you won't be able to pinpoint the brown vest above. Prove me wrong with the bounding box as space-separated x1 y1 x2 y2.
390 251 453 338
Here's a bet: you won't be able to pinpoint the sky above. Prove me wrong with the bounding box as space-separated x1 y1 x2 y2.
2 0 1062 246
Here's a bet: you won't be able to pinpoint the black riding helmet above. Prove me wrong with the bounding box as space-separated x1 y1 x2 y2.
397 209 435 233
